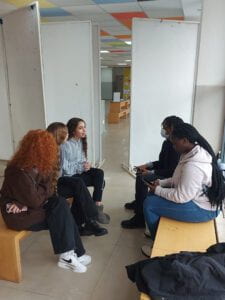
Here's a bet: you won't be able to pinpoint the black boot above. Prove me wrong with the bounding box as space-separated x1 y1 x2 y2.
121 214 145 229
124 200 136 210
80 220 108 236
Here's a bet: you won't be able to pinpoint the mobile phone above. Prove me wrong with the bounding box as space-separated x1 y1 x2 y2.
141 178 154 186
133 166 142 174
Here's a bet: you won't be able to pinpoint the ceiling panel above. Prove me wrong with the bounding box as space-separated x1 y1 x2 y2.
62 4 105 15
144 8 184 18
4 0 55 8
93 0 137 4
0 0 200 66
49 0 95 6
99 2 142 13
138 0 183 10
101 25 131 35
40 7 72 17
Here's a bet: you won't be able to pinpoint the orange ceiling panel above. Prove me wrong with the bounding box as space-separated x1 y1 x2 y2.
100 30 110 36
111 12 148 29
115 35 132 40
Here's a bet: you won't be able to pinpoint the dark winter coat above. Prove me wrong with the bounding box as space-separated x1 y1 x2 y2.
0 166 53 230
126 243 225 300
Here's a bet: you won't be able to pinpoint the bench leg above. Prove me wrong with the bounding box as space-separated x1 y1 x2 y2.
0 235 22 283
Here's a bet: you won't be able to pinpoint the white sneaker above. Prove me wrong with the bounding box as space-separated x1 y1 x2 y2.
77 254 92 266
58 250 87 273
141 244 153 258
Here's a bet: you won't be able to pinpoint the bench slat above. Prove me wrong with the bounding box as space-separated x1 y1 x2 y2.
0 213 30 282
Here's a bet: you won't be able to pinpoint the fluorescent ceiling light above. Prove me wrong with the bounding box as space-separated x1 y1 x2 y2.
125 60 131 62
118 63 127 66
100 50 109 53
124 41 132 45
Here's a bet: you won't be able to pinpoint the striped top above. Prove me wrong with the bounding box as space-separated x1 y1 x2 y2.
60 138 86 176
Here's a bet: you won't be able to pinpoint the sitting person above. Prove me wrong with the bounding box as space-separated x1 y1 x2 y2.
142 123 225 256
121 116 183 229
47 122 107 236
60 117 110 224
0 130 90 273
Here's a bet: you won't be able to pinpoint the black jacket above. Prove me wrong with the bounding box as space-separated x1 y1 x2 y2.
126 243 225 300
150 139 180 178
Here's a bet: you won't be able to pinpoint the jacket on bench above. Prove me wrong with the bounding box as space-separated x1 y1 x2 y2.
126 243 225 300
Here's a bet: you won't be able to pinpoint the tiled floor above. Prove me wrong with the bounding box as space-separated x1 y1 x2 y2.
0 118 225 300
0 118 147 300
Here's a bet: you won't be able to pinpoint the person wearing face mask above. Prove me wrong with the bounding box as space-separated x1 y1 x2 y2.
141 123 225 257
121 116 184 229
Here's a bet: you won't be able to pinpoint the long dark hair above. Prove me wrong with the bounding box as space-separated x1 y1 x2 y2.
163 115 184 129
172 123 225 208
67 118 87 158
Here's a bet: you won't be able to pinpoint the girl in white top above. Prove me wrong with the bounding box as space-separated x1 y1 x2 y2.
143 123 225 242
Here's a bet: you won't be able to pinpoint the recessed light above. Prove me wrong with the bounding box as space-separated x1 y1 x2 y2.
125 60 131 62
100 50 109 53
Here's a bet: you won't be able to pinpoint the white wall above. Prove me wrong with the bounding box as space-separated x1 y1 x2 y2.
41 21 100 164
193 0 225 152
92 24 102 164
197 0 225 86
130 19 199 167
3 5 46 148
0 4 45 160
0 25 13 159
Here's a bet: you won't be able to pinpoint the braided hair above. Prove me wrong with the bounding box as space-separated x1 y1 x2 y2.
172 123 225 208
67 118 88 158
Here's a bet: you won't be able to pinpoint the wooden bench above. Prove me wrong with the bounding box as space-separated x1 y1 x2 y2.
0 213 30 283
140 217 217 300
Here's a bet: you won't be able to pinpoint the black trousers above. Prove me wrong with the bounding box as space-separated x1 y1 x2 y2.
73 168 105 202
57 176 98 226
28 195 85 256
135 173 163 221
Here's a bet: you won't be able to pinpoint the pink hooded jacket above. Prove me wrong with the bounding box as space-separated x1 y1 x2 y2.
155 145 216 211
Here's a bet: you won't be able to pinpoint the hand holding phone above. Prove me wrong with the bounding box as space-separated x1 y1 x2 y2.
142 179 160 193
142 178 154 186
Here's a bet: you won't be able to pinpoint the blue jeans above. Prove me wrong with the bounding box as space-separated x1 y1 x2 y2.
143 194 219 240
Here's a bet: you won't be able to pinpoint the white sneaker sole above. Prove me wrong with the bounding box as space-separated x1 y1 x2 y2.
78 257 92 266
58 261 87 273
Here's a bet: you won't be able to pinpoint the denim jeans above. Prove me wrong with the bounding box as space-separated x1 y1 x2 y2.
143 194 219 240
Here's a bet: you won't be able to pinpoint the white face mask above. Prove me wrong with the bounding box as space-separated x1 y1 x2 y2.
161 128 169 139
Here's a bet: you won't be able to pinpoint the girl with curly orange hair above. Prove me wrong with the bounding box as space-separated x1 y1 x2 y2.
0 130 91 273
